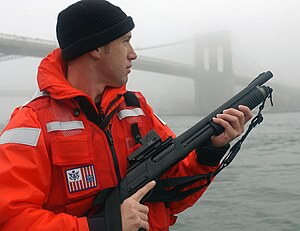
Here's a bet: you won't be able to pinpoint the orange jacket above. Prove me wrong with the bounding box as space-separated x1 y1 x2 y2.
0 49 226 231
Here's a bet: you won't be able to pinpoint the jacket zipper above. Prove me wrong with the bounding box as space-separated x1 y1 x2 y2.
103 124 122 184
98 96 123 184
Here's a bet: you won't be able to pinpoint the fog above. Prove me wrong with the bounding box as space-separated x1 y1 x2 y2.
1 0 300 123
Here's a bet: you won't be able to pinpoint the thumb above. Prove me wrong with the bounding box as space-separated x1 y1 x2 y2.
131 181 156 202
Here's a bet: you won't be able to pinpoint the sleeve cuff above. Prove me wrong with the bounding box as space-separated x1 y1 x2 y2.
196 140 230 166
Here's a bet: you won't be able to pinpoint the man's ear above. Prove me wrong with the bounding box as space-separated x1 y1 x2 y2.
89 48 102 59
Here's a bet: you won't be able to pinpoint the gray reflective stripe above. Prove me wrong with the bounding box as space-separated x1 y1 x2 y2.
117 108 145 120
0 127 41 146
46 121 84 132
21 90 50 108
154 113 167 126
31 89 49 99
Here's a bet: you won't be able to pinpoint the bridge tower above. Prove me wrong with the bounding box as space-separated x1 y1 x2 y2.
194 31 234 113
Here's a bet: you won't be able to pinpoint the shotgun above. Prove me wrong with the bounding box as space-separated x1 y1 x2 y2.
104 71 273 230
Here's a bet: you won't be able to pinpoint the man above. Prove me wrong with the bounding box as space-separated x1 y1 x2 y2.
0 0 252 230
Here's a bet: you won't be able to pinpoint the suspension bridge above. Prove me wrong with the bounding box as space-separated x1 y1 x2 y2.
0 31 299 114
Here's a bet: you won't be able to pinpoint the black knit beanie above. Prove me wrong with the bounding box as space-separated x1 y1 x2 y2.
56 0 135 61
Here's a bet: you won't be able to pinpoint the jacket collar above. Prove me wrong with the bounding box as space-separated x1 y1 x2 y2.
37 48 127 114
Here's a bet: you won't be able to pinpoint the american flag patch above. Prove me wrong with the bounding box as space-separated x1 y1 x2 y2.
65 165 97 193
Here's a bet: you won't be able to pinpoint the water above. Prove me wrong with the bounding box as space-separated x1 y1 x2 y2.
160 112 300 231
1 112 299 230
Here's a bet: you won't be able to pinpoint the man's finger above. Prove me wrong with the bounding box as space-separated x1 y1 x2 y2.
217 112 243 132
238 105 253 123
131 181 156 202
138 211 149 222
140 219 150 231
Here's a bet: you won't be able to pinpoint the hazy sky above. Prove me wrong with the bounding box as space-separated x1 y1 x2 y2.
0 0 300 120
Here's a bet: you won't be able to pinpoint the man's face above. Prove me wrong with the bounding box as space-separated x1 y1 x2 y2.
99 32 137 88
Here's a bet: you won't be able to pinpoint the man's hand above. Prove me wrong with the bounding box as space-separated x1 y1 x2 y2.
211 105 253 148
121 181 156 231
